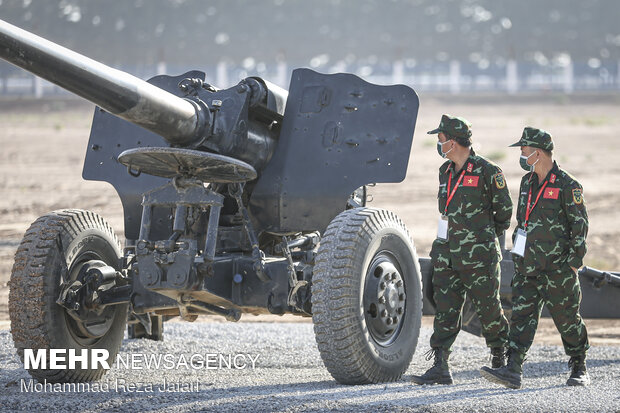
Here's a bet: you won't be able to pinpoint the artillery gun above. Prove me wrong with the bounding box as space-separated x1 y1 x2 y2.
5 19 618 386
0 19 422 384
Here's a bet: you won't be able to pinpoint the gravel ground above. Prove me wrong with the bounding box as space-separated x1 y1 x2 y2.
1 323 619 412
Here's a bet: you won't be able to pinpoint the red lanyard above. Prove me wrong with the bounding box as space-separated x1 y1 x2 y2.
444 169 466 215
524 180 548 228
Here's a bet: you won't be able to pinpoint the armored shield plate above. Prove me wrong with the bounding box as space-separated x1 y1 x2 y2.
83 71 206 240
249 68 419 234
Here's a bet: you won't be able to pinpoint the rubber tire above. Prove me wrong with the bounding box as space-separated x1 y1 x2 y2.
9 209 127 383
311 207 422 384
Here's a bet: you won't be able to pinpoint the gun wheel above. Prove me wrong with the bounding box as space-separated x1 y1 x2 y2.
9 209 127 383
312 207 422 384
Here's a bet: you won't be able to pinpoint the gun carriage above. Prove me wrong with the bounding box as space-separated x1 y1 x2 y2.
1 19 422 384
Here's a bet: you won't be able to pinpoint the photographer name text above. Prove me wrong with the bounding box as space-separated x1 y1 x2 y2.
21 378 202 393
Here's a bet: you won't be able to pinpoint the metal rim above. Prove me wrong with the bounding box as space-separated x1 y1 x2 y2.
363 250 406 347
62 251 117 345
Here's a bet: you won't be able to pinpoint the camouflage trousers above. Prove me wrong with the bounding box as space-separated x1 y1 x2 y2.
509 264 590 359
430 250 509 351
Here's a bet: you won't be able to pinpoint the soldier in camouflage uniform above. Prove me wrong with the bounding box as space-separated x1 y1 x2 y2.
480 127 590 389
412 114 512 385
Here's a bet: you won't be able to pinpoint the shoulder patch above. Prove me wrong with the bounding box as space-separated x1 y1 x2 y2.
494 172 506 189
572 188 583 204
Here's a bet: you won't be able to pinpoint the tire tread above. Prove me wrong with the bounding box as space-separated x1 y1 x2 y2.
311 207 421 384
9 209 122 383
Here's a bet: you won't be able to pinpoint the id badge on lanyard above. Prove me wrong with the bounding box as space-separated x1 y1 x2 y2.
437 215 448 240
511 179 549 258
511 228 527 257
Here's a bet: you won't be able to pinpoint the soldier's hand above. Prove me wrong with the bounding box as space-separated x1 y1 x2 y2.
571 266 578 275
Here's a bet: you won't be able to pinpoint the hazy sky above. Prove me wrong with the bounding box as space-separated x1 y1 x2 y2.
1 0 618 70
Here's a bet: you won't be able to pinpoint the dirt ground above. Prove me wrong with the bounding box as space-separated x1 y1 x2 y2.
1 94 620 345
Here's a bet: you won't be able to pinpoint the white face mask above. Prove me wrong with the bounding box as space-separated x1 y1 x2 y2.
519 150 538 172
437 140 453 158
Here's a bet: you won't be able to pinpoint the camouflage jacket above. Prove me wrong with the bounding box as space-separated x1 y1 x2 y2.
512 161 588 274
432 150 513 268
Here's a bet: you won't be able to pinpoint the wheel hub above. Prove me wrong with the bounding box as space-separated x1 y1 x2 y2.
60 259 118 340
363 252 406 346
385 284 399 312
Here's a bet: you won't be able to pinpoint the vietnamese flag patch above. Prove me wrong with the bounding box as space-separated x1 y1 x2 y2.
543 187 560 199
463 175 479 187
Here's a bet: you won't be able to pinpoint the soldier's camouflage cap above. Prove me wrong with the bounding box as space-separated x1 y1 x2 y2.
427 114 472 140
509 127 554 151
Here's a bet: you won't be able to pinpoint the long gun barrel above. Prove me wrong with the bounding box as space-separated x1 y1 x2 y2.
0 19 204 146
579 266 620 288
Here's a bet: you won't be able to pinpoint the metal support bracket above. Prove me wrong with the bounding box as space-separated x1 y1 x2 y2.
229 182 271 282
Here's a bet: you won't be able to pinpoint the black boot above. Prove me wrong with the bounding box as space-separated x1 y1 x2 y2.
480 349 523 389
490 347 507 368
567 355 590 386
411 348 453 385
